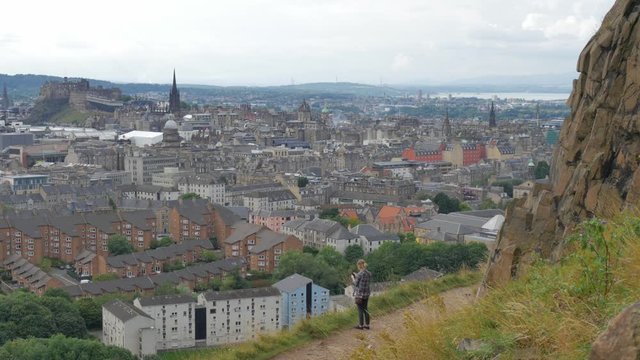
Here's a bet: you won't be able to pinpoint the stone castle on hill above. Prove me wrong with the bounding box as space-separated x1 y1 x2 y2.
39 77 123 112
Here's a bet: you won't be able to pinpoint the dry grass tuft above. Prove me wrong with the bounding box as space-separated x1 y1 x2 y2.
354 215 640 359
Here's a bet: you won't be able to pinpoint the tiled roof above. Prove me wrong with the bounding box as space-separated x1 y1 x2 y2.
202 286 281 301
104 299 153 322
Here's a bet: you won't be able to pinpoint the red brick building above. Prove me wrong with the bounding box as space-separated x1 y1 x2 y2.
401 144 445 163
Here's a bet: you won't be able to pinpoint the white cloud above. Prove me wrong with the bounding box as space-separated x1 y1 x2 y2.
0 0 617 85
391 53 413 72
522 11 600 40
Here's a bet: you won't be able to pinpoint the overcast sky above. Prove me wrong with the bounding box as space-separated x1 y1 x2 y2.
0 0 614 86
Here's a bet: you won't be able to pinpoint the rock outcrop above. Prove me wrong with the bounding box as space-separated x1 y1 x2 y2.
485 0 640 286
590 302 640 359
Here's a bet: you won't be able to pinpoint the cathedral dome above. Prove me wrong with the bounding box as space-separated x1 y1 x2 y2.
164 119 178 130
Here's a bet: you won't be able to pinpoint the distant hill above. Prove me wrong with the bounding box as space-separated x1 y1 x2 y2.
0 74 404 100
1 73 574 101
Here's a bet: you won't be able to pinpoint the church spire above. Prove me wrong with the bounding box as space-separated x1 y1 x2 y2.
1 84 8 109
443 106 452 139
489 101 497 128
169 69 181 114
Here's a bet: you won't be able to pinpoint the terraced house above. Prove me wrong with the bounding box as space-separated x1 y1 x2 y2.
74 238 215 278
223 222 302 272
169 199 215 242
0 210 156 264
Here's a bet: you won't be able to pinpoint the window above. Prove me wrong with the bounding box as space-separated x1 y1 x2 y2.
274 249 282 254
65 249 71 255
66 237 72 242
248 239 255 245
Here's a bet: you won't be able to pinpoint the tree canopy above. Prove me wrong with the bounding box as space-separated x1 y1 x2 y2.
0 291 88 346
0 335 135 360
149 236 174 249
433 193 463 214
365 241 488 282
107 235 134 255
535 161 550 179
274 250 348 294
344 244 365 264
297 176 309 188
179 192 201 200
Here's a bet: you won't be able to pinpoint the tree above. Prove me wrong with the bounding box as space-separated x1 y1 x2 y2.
491 179 524 198
0 291 94 346
433 193 461 214
163 260 186 272
200 250 221 262
415 190 430 201
317 246 349 271
179 192 201 200
108 196 117 210
38 296 88 339
43 288 72 302
297 176 309 188
107 235 134 255
221 270 249 290
398 233 417 244
365 241 488 282
344 245 365 264
319 208 340 219
274 251 344 294
0 335 136 360
479 198 498 210
535 161 550 179
150 236 174 249
75 298 102 330
303 246 319 256
459 202 472 211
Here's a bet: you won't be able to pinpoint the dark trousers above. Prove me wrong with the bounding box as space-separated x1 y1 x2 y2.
357 297 370 326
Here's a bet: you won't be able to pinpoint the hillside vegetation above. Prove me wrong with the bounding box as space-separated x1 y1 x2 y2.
159 271 480 360
351 215 640 359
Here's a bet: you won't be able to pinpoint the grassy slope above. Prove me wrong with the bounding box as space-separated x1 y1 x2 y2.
50 106 90 125
160 271 480 360
351 216 640 359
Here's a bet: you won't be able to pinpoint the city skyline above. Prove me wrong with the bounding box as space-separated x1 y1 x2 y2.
0 0 614 86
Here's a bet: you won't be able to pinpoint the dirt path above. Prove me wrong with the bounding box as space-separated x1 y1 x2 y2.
272 285 477 360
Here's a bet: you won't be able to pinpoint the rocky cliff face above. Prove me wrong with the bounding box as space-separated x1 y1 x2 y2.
486 0 640 286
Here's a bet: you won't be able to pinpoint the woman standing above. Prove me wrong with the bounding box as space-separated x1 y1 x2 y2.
352 259 371 330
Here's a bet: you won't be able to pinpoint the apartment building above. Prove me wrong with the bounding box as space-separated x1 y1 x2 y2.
177 175 226 204
197 287 282 345
243 189 296 212
134 294 196 351
273 273 330 328
102 299 156 359
168 199 214 242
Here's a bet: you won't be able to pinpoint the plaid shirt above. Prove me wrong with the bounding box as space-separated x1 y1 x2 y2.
353 269 371 299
